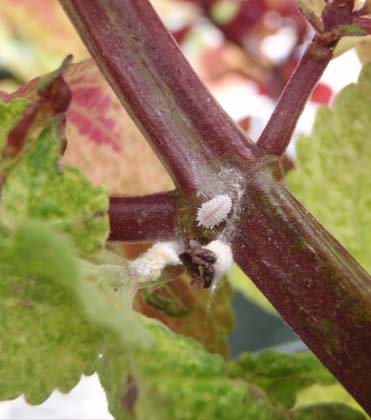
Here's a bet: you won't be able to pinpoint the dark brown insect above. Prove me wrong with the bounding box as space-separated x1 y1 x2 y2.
179 246 217 289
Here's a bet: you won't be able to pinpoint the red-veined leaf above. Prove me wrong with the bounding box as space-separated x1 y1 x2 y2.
1 59 174 195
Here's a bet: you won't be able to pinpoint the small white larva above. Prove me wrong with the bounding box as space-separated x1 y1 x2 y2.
196 194 232 229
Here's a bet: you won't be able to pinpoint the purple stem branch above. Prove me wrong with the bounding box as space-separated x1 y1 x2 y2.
256 0 368 156
109 192 177 243
322 0 355 30
59 0 262 193
231 157 371 413
352 16 371 33
257 33 339 156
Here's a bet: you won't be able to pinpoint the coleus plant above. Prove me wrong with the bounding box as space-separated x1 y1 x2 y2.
0 0 370 419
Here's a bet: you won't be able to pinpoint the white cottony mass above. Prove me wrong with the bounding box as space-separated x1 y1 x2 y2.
129 241 182 283
204 240 234 282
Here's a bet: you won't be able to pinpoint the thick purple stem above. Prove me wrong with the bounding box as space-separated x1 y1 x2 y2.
59 0 262 193
231 158 371 413
352 16 371 33
322 0 355 30
257 33 338 156
109 192 176 242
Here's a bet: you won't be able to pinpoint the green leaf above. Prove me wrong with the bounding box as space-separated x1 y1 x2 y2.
0 99 30 153
76 256 151 348
287 64 371 272
0 91 110 403
334 24 367 37
0 117 109 254
97 322 285 420
71 252 281 419
66 252 278 419
227 351 336 409
0 221 103 404
0 220 76 283
290 403 366 420
296 383 366 416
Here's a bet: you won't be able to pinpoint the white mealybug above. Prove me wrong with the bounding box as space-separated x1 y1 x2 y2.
196 194 232 229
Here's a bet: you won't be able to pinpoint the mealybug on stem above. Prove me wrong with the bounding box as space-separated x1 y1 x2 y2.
196 194 232 229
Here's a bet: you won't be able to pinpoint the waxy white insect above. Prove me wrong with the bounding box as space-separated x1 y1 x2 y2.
196 194 232 229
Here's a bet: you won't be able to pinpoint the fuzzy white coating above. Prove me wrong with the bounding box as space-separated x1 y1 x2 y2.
196 195 232 229
129 241 182 283
204 239 234 281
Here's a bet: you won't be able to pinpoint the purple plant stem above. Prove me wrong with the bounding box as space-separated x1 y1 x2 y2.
59 0 262 193
352 16 371 33
109 192 176 242
322 0 355 30
257 33 339 156
257 0 364 156
232 157 371 413
59 0 371 412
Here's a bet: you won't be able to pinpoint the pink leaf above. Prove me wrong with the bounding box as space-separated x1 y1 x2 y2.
2 59 173 195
